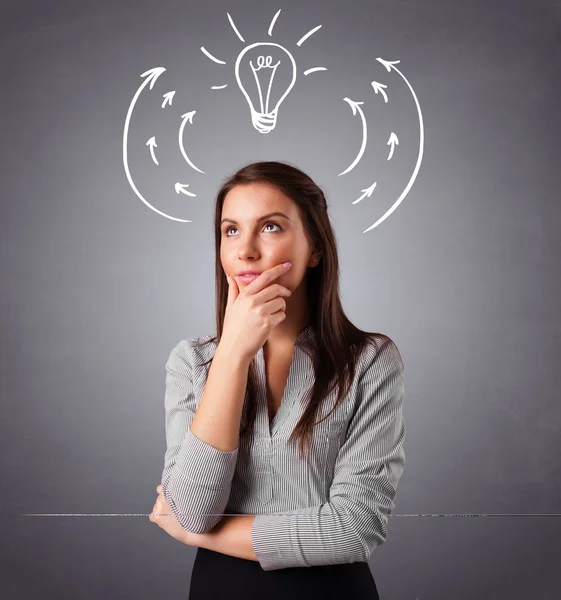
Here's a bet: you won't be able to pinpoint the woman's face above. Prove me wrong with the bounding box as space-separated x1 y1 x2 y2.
220 183 316 293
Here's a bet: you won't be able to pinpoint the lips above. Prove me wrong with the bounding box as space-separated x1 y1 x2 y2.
237 270 262 276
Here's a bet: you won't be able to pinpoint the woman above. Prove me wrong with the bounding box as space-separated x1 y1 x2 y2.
156 161 406 599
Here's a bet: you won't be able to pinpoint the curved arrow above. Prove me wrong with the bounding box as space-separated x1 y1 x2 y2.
146 136 159 165
387 132 399 161
338 98 367 176
362 58 424 233
352 181 377 205
123 67 191 223
162 91 176 107
175 182 196 197
371 81 388 103
179 112 205 174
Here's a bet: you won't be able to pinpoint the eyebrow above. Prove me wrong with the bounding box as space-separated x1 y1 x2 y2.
220 212 291 226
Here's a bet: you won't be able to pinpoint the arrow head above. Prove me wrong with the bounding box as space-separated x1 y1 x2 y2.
181 110 197 124
361 181 378 197
175 182 196 197
140 67 166 90
343 97 364 116
376 57 400 72
162 91 176 107
146 136 157 147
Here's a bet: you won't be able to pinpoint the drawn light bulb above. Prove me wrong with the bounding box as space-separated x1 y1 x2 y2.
234 42 297 134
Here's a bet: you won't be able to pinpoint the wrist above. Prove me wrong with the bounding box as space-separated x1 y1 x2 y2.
182 529 197 546
183 528 211 549
216 340 252 369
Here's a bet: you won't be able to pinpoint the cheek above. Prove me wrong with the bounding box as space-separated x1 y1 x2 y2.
284 265 306 286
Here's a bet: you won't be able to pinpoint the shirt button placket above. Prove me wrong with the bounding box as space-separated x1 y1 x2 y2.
259 436 273 504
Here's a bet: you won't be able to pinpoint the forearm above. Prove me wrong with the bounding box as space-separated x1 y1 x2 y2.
190 341 251 452
191 515 258 562
161 340 250 535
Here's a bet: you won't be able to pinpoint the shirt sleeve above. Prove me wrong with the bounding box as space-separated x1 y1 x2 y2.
251 338 406 571
161 339 240 534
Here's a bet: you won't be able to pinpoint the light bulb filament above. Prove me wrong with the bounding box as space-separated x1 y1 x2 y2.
250 55 282 113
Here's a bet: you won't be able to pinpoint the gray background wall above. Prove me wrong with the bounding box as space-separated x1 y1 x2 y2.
1 0 560 598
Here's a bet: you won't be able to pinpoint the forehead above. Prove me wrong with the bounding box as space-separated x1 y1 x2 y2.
222 183 294 214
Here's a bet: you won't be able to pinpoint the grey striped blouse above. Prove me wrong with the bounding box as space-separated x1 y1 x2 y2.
160 324 406 571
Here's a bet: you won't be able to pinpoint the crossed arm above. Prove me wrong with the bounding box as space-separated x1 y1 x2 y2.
189 514 258 561
150 485 258 561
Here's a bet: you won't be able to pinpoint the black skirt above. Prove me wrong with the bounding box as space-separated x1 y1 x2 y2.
188 546 380 600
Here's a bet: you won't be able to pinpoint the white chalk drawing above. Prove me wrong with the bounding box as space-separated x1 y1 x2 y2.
360 58 425 233
175 182 195 197
387 132 399 161
122 10 424 233
122 67 191 223
234 44 296 134
161 91 175 107
146 136 158 165
201 10 325 133
352 182 378 205
302 67 327 75
179 111 204 174
371 81 388 103
338 98 367 176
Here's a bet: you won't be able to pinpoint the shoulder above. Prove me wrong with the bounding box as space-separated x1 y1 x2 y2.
165 334 217 371
359 333 404 381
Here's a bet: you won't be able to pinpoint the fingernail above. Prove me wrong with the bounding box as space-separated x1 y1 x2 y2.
283 262 292 269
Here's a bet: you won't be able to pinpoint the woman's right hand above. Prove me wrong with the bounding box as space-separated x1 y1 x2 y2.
220 261 293 363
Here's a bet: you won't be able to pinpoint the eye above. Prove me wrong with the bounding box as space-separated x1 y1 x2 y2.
223 221 282 236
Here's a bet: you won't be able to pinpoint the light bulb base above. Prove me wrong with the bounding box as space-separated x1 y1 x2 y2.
251 107 278 134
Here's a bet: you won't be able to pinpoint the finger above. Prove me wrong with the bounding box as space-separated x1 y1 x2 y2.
226 273 238 304
247 262 292 293
151 496 164 517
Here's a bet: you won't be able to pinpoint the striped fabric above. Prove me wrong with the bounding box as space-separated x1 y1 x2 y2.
161 324 406 571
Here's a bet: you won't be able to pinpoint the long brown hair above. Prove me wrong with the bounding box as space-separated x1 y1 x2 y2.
192 161 396 461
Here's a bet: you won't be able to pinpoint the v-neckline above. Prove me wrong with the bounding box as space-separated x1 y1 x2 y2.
254 324 314 439
264 344 295 426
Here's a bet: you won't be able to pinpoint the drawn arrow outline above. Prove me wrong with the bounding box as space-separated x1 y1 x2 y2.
146 136 159 165
123 67 191 223
352 181 378 205
338 98 367 176
361 58 424 233
387 132 399 161
162 91 176 108
371 81 388 103
179 112 205 174
175 182 196 197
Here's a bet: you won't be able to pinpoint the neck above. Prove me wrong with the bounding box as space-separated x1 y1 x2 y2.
263 274 310 349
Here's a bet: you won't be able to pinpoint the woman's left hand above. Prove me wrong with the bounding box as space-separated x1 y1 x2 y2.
150 484 195 546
